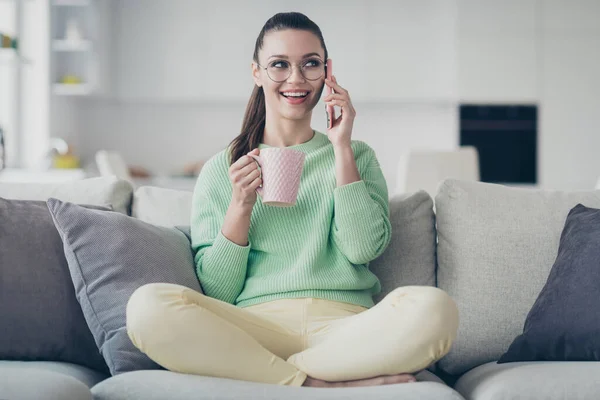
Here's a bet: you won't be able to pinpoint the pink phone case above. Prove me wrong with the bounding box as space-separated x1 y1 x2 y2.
325 59 334 129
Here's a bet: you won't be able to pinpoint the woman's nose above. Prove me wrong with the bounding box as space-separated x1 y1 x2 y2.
287 65 306 83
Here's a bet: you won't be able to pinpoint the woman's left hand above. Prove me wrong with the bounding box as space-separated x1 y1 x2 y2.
324 76 356 149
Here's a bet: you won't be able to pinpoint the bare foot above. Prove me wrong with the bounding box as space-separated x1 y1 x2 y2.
303 374 417 388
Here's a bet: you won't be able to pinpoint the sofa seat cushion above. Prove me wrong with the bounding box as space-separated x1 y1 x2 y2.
0 361 108 388
0 362 93 400
455 361 600 400
92 370 464 400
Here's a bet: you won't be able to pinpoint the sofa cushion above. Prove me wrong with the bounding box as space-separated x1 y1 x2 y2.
91 370 464 400
370 191 437 302
0 176 133 214
47 198 203 375
0 198 109 373
499 204 600 363
454 361 600 400
0 364 93 400
435 179 600 375
132 186 193 227
0 361 108 388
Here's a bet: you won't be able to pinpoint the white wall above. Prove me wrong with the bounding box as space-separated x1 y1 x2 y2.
109 0 457 103
60 0 600 192
75 99 457 190
72 0 458 192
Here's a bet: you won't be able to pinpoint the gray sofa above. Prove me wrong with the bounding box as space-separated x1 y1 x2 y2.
1 176 600 400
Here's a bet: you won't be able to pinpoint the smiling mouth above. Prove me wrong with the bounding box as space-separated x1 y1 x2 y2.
280 91 310 99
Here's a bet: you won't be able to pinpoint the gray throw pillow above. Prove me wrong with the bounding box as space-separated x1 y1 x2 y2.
499 204 600 362
47 198 203 375
0 198 108 373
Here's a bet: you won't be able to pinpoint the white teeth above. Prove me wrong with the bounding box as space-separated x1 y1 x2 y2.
282 92 308 97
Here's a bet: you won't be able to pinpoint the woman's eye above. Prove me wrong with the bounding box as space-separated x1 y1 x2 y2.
303 59 321 68
271 61 289 69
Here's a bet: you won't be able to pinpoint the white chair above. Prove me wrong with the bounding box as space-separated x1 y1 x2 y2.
95 150 134 185
395 146 480 197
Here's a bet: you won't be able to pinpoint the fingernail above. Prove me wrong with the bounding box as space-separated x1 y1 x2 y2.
408 378 417 383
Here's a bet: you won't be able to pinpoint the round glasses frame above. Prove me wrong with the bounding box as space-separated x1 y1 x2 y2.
256 59 327 83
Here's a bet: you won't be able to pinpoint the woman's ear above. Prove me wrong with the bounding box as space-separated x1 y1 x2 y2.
252 62 262 87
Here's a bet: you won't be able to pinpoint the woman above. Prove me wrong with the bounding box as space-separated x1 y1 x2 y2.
126 11 458 388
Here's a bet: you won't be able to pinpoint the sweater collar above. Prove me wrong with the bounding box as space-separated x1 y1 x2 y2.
258 130 329 153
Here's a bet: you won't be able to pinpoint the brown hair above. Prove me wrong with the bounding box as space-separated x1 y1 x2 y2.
228 12 329 164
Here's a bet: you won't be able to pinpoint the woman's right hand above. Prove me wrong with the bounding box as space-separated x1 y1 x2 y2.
229 148 262 212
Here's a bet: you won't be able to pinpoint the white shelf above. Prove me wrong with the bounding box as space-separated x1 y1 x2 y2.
52 39 92 52
52 0 91 6
0 48 31 65
0 48 18 63
50 0 97 99
53 83 92 96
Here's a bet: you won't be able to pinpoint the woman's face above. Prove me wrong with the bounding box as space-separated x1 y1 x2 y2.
253 29 326 122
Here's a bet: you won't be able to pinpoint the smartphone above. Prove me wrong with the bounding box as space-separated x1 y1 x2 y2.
325 59 334 129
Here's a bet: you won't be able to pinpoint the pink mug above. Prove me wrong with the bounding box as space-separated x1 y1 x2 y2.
249 148 305 207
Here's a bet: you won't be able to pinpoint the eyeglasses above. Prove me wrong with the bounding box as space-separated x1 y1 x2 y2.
256 58 326 82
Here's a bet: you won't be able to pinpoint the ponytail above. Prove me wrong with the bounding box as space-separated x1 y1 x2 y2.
229 85 265 165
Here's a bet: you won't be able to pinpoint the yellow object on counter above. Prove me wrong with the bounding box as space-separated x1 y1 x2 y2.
60 75 83 85
53 154 80 169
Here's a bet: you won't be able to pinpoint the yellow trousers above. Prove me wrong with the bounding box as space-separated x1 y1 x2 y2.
126 284 458 386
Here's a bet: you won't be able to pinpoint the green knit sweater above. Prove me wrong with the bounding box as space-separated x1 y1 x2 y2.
190 131 391 308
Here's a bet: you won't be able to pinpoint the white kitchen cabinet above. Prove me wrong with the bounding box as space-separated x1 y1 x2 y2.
115 0 213 101
457 0 538 103
363 0 458 103
539 0 600 190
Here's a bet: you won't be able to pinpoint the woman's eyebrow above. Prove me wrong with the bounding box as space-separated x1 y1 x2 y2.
268 52 322 60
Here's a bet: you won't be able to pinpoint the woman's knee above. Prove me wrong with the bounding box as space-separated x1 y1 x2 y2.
384 286 459 329
126 283 186 338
